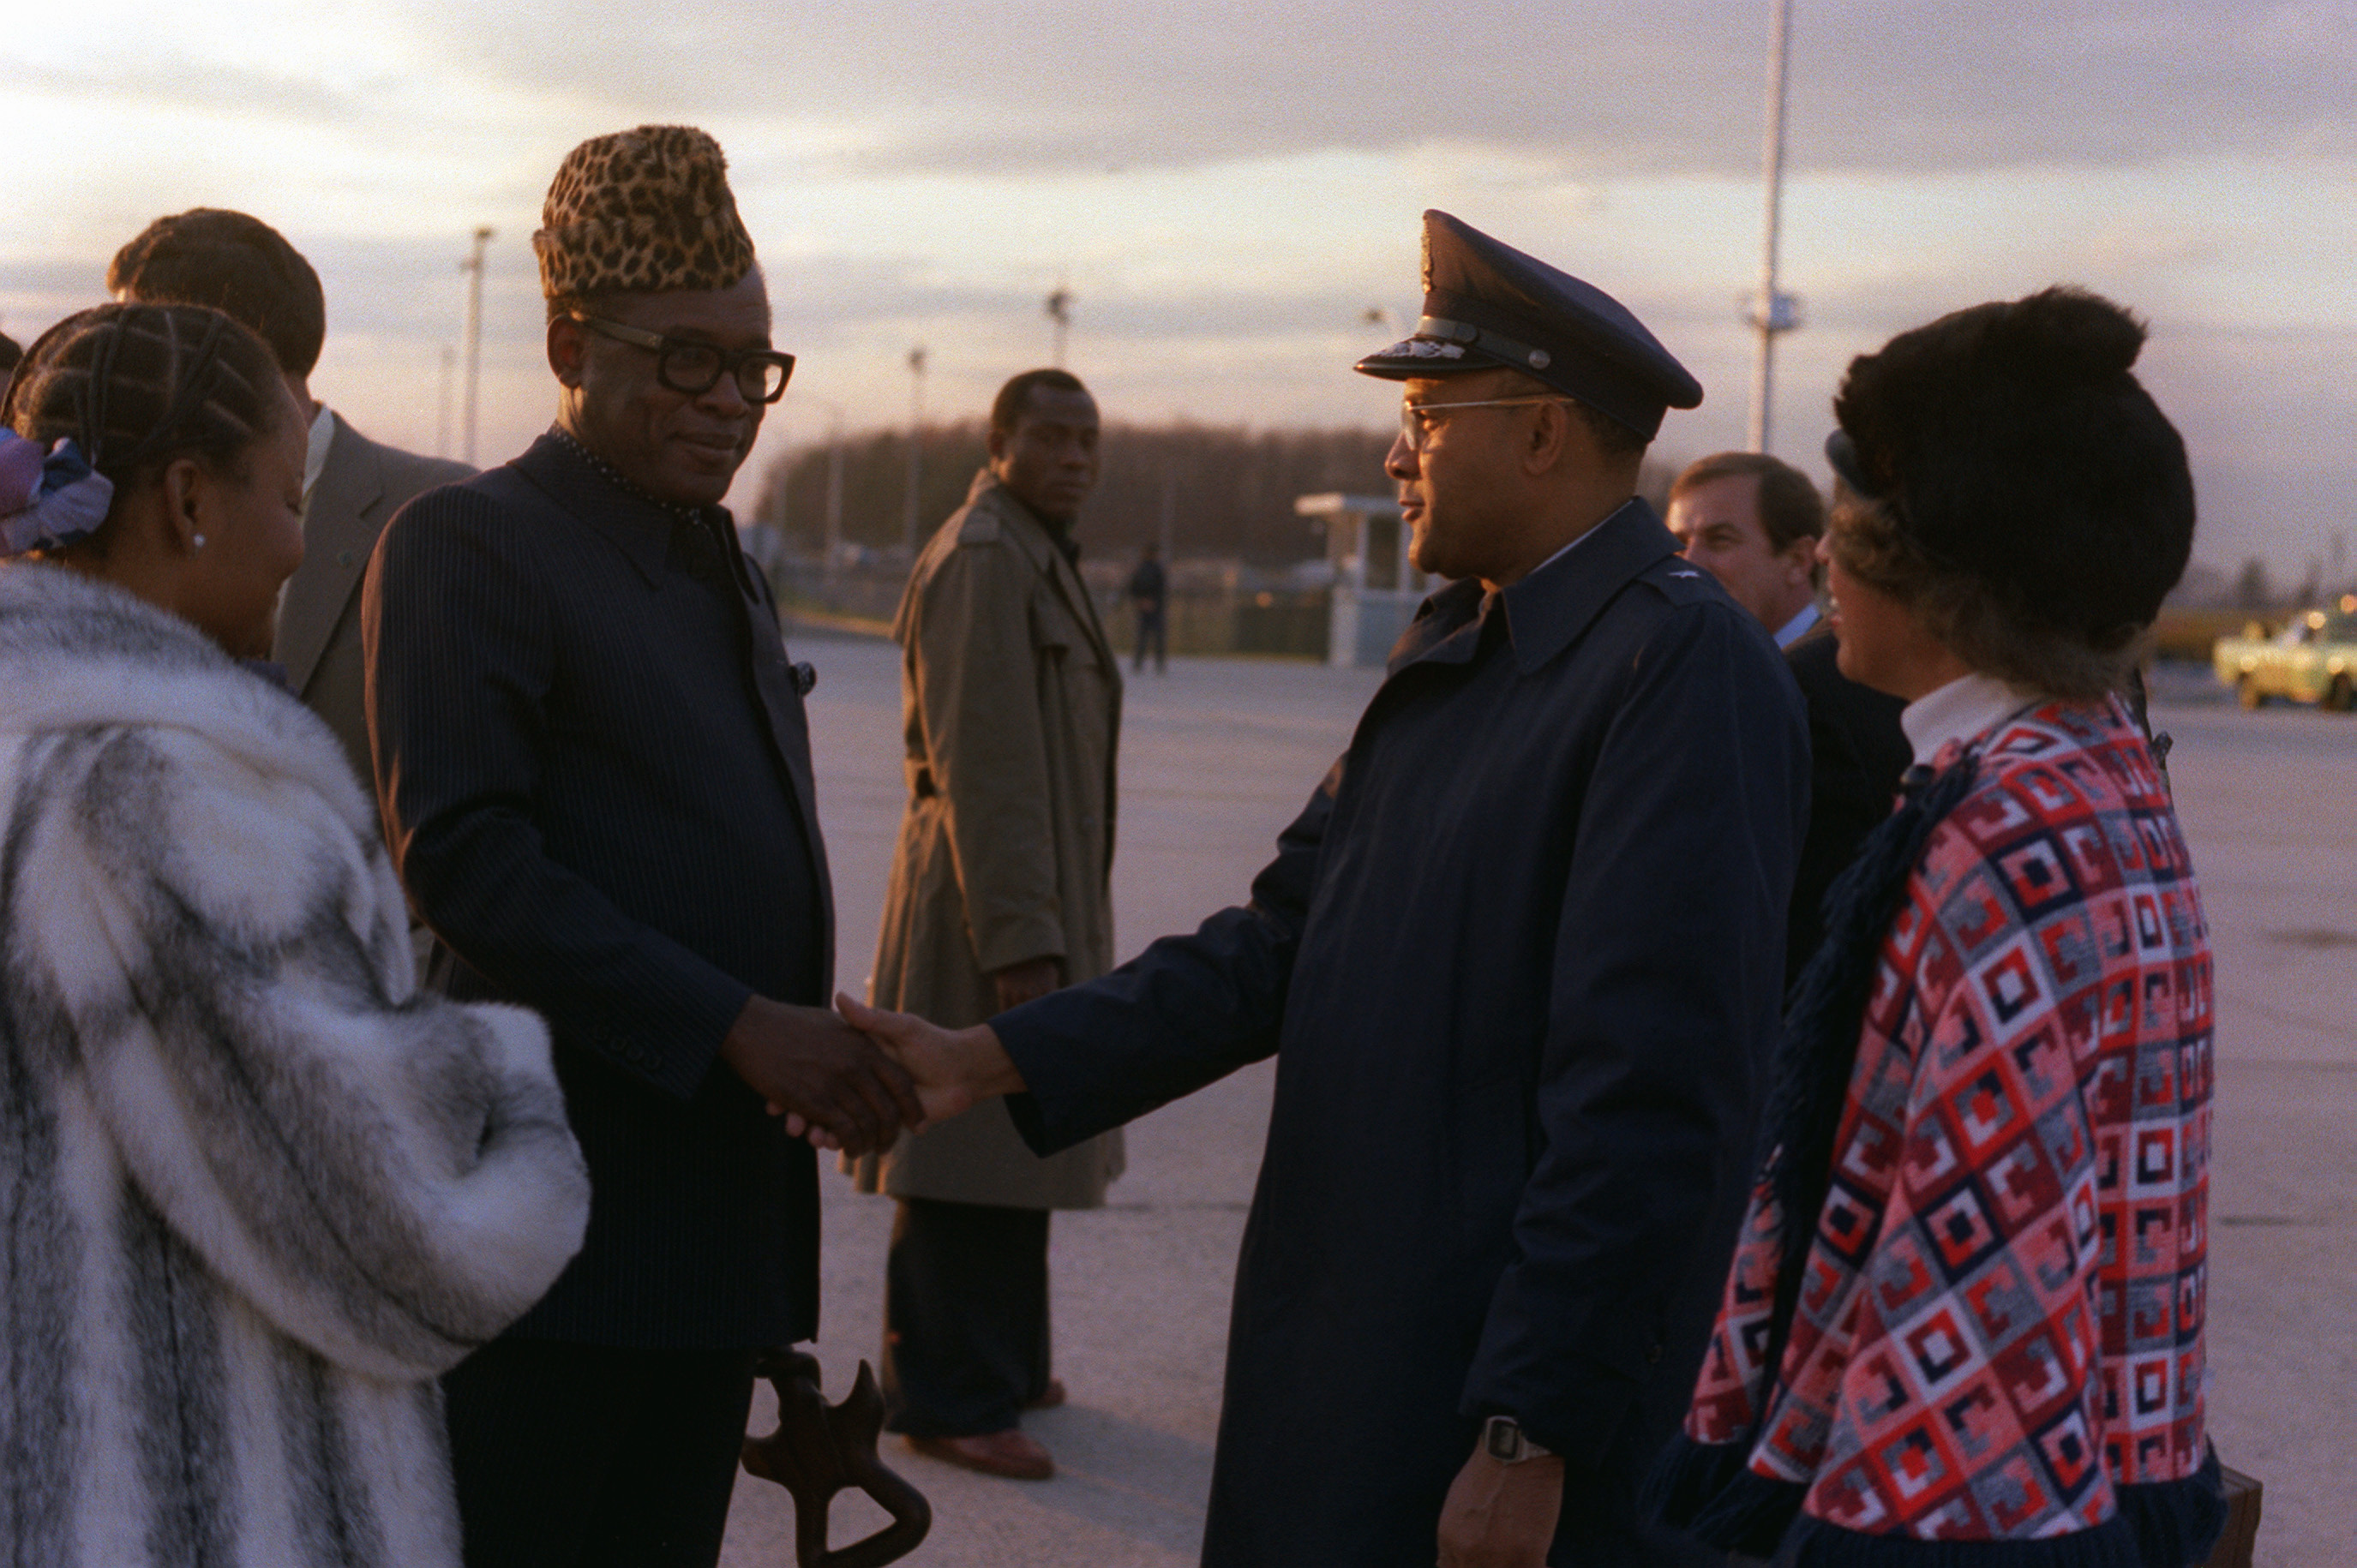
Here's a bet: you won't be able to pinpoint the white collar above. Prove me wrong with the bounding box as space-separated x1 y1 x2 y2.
1772 601 1820 649
1900 671 2047 765
301 404 336 510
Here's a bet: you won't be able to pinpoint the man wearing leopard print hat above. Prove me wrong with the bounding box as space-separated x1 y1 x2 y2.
364 125 923 1568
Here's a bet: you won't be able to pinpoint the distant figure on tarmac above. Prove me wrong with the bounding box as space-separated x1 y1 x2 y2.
366 124 919 1568
1126 540 1168 673
843 210 1805 1568
851 367 1125 1482
1667 452 1908 986
108 207 471 786
1651 287 2224 1565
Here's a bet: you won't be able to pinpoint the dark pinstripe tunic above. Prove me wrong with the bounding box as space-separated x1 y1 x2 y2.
363 431 830 1350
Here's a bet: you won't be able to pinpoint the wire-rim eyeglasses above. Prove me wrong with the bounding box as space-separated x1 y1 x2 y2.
1398 395 1574 452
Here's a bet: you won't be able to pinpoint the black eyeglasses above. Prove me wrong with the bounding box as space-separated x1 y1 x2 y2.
572 314 795 404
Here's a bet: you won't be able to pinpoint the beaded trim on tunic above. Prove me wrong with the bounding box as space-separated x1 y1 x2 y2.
549 427 705 525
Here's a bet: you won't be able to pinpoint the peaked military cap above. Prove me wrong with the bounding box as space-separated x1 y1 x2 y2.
1355 211 1702 440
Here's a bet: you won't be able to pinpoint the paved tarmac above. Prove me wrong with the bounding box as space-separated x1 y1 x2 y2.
717 645 2346 1568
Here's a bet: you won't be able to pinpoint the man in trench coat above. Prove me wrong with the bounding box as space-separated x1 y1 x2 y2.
843 212 1808 1566
849 368 1125 1480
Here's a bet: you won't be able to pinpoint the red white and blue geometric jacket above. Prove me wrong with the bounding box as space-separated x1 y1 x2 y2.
1657 698 2220 1564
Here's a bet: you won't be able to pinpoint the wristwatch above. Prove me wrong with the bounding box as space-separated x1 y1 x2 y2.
1481 1415 1552 1463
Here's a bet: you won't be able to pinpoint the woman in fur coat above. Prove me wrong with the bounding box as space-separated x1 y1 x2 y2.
0 303 590 1567
1650 290 2225 1565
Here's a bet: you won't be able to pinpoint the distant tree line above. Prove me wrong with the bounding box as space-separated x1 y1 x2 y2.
752 420 1693 570
750 422 1399 566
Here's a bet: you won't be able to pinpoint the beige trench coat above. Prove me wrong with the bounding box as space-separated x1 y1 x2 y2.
849 471 1125 1208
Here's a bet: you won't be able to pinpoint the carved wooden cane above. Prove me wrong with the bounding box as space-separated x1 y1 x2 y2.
741 1350 932 1568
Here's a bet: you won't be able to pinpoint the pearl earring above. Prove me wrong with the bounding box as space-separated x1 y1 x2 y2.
192 535 207 551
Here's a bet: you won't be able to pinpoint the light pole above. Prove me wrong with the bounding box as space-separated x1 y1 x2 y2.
1045 284 1073 367
805 400 846 602
1745 0 1799 453
903 345 927 558
459 225 495 465
435 344 456 458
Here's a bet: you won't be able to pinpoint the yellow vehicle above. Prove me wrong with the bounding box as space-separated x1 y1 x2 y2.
2213 597 2357 711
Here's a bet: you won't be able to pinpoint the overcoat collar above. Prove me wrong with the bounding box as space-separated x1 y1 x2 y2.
968 469 1117 670
278 411 385 695
1388 497 1679 677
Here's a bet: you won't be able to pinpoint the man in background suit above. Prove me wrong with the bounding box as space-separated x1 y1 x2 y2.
109 208 470 781
1666 452 1910 985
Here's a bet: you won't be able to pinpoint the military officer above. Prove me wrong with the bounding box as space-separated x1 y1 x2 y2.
844 211 1808 1567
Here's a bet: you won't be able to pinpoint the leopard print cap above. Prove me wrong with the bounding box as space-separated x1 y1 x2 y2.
533 124 757 298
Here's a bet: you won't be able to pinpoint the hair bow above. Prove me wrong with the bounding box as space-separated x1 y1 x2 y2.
0 433 116 557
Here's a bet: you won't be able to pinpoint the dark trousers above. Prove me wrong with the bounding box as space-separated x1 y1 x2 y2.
881 1197 1051 1437
1133 607 1167 673
443 1338 759 1568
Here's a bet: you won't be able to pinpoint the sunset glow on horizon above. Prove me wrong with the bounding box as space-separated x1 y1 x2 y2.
5 0 2352 578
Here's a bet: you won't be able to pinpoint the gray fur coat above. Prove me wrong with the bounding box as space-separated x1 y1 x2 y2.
0 564 589 1567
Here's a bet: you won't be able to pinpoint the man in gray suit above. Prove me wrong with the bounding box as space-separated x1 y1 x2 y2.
110 209 470 779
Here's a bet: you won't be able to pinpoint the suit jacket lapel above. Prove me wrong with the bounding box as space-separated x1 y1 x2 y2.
725 528 838 981
277 415 387 696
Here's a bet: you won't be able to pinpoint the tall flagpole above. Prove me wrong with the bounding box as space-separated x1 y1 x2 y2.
1747 0 1797 453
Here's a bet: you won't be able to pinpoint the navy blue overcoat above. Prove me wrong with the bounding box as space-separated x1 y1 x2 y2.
994 500 1809 1565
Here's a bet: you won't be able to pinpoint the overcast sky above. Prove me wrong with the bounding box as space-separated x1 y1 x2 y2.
4 0 2352 575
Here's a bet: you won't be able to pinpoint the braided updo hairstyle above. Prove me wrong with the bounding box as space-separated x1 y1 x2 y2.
0 302 287 557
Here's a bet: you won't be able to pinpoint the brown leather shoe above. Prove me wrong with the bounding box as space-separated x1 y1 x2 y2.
1023 1379 1067 1410
905 1428 1055 1481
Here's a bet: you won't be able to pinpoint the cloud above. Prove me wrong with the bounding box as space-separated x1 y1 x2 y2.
374 0 2356 181
15 58 359 123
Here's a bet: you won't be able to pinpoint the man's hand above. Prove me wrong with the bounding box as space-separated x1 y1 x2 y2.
836 992 1026 1128
1436 1446 1562 1568
992 956 1062 1012
719 996 923 1157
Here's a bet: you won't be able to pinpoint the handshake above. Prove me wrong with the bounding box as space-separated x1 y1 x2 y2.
716 990 1030 1156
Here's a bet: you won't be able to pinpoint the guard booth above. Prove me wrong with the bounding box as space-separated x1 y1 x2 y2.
1296 492 1437 668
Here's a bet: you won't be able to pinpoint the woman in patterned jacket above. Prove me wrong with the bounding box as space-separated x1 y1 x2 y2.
1648 288 2225 1565
0 302 590 1567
